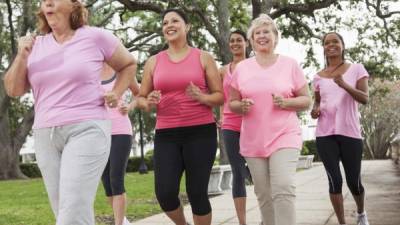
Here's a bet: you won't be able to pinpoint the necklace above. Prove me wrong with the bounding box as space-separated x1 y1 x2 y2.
326 61 345 76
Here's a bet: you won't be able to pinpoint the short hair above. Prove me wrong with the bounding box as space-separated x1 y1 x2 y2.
161 8 189 24
247 14 279 46
37 0 88 34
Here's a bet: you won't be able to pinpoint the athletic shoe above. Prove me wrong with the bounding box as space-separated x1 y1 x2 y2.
357 211 370 225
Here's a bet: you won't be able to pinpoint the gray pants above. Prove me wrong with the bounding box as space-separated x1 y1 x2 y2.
34 120 111 225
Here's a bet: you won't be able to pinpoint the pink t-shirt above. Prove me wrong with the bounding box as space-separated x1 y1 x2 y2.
313 64 369 139
222 64 242 132
153 48 214 129
231 55 307 158
27 26 119 129
101 75 133 135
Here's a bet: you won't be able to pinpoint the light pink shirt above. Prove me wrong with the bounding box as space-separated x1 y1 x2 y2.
313 64 369 139
153 48 214 129
27 26 119 129
222 64 242 132
101 75 133 135
231 55 307 158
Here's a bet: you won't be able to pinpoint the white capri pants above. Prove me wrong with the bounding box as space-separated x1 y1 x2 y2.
245 148 299 225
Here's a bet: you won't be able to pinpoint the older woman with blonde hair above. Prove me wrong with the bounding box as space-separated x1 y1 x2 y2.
4 0 137 225
229 14 311 225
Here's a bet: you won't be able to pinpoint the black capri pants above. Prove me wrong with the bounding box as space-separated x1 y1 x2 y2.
101 134 132 197
154 123 217 216
222 129 248 198
316 135 365 195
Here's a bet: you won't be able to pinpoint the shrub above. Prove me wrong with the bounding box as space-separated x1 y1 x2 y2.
303 140 319 161
20 163 42 178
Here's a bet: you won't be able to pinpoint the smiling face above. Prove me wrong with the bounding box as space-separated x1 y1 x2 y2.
229 33 247 56
162 11 189 43
323 33 345 58
251 24 277 53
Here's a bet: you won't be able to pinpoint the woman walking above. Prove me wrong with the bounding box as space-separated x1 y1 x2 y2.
311 32 370 225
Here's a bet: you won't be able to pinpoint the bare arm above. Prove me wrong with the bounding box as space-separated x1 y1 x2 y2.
310 91 321 119
136 56 160 112
228 87 253 115
4 35 35 97
106 43 137 98
334 76 369 104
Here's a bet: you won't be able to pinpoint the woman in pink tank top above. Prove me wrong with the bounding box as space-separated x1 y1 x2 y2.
100 64 139 225
219 30 250 225
311 32 370 225
137 8 223 225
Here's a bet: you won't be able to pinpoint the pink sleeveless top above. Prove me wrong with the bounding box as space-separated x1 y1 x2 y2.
153 48 214 129
222 64 242 132
101 75 133 135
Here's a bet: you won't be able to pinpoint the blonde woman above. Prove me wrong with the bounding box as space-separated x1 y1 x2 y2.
229 14 311 225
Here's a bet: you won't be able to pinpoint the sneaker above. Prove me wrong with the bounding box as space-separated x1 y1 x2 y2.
357 212 370 225
123 217 132 225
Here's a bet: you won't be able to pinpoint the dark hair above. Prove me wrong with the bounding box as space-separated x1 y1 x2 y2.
230 29 249 58
230 30 247 41
161 8 188 24
322 32 345 67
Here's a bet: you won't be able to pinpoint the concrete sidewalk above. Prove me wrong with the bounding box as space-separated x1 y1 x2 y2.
134 160 400 225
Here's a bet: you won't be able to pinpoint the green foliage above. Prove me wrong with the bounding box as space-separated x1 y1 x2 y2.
126 155 154 173
302 140 319 161
20 163 41 178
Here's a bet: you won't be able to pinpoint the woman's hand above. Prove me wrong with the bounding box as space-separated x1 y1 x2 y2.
240 98 254 115
311 106 321 119
17 35 36 59
186 82 205 103
272 94 289 109
147 90 161 107
104 91 119 108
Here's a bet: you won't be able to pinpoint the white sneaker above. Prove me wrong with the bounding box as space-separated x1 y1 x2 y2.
123 217 132 225
357 212 370 225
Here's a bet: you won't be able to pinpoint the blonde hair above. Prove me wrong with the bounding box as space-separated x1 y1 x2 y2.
37 0 88 34
247 14 279 46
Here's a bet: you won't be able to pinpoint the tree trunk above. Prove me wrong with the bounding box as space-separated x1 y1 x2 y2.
216 0 231 65
0 143 26 180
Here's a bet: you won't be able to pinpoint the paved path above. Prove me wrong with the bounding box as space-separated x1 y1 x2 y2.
135 160 400 225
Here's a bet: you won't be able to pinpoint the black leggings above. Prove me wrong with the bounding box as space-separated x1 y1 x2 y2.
101 135 132 197
154 123 217 216
316 135 364 195
222 129 248 198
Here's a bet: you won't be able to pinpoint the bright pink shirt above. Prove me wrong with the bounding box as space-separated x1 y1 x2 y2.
27 26 119 129
231 55 307 158
153 48 214 129
222 64 242 132
313 64 369 139
101 75 133 135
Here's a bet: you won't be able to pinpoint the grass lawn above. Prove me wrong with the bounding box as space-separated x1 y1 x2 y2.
0 171 185 225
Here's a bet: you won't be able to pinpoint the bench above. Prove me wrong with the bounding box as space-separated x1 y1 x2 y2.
297 155 315 169
208 164 232 195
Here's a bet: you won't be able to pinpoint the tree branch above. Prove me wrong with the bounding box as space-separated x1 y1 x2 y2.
5 0 17 55
116 0 164 13
270 0 338 19
286 13 322 39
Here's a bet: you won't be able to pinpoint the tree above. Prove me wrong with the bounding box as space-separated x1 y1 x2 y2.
1 0 400 179
360 80 400 159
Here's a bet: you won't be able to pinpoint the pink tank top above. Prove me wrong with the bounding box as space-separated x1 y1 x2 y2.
222 64 242 132
101 75 133 135
153 48 214 129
